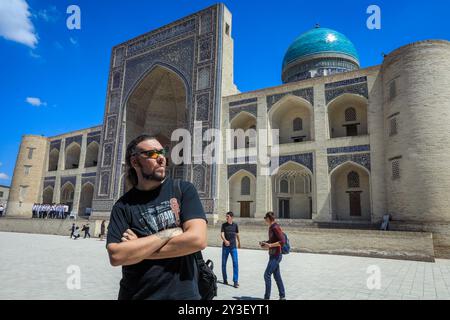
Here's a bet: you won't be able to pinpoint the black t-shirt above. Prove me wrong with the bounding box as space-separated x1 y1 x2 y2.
106 178 207 300
221 222 239 248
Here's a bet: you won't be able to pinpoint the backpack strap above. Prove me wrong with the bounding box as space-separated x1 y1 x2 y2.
172 179 204 262
172 179 182 226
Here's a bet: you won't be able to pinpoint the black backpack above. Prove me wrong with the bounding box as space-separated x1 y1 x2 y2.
173 179 217 300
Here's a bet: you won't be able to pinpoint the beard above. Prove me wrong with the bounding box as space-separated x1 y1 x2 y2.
138 162 166 182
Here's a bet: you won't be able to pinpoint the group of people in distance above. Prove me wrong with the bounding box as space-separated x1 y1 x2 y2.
69 220 107 240
32 203 69 219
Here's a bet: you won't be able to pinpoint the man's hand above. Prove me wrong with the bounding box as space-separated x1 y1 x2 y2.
224 240 230 247
261 242 270 249
121 229 138 242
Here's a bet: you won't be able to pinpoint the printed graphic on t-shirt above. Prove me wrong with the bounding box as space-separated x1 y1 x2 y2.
138 199 180 234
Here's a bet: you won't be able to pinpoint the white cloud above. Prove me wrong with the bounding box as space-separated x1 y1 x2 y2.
29 50 40 59
26 97 47 107
36 6 59 23
0 173 9 180
0 0 38 48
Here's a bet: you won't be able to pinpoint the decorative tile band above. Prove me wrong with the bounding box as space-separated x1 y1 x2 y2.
229 97 258 107
328 153 371 173
87 135 101 145
82 172 97 178
127 19 196 56
227 164 257 179
50 140 61 151
277 153 314 173
43 180 55 190
267 87 314 111
81 177 96 186
325 82 369 104
229 104 257 121
327 145 370 154
87 131 101 137
60 176 77 187
325 76 367 89
65 135 83 148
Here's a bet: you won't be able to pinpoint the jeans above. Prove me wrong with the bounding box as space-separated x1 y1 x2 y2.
222 246 239 283
264 254 285 299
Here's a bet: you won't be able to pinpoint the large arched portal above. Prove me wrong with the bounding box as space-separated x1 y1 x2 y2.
269 96 313 145
228 170 256 218
42 186 54 204
60 183 75 212
330 162 371 221
125 66 188 186
48 148 59 171
84 142 99 168
65 143 81 170
328 94 368 139
271 162 314 219
79 183 94 216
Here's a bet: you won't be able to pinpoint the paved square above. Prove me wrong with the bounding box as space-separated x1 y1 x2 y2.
1 232 450 300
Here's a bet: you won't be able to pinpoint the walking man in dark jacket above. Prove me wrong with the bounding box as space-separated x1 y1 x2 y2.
260 212 286 300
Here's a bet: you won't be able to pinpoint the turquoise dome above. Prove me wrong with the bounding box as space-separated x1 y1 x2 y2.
282 27 359 69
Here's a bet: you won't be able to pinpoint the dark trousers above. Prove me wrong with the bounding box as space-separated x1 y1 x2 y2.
264 254 285 299
84 231 90 238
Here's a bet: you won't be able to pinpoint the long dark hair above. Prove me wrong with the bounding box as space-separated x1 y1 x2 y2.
264 211 275 222
125 134 159 186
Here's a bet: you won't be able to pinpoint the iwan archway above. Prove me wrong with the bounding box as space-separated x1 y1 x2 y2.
124 65 188 194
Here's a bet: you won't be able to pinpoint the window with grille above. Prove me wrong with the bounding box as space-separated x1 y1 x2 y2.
27 148 35 160
347 171 360 188
112 73 120 89
280 179 289 193
392 160 400 180
345 107 357 122
389 118 398 136
19 186 28 200
293 118 303 131
241 176 250 195
389 80 397 100
24 165 31 175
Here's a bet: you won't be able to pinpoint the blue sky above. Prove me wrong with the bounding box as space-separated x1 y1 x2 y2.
0 0 449 186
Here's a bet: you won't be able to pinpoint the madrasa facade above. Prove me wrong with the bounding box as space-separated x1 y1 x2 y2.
6 4 450 228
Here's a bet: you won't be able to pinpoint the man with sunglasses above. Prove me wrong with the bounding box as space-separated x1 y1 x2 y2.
106 134 208 300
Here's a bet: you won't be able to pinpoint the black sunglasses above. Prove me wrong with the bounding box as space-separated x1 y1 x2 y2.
134 148 168 159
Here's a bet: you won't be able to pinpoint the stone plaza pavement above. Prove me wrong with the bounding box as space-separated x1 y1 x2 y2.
1 232 450 300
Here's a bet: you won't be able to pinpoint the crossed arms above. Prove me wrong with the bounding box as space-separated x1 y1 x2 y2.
107 218 207 267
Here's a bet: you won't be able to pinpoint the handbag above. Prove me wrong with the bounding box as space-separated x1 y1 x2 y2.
173 179 218 300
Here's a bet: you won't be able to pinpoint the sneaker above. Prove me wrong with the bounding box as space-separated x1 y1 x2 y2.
279 297 286 300
223 280 228 285
233 282 239 288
